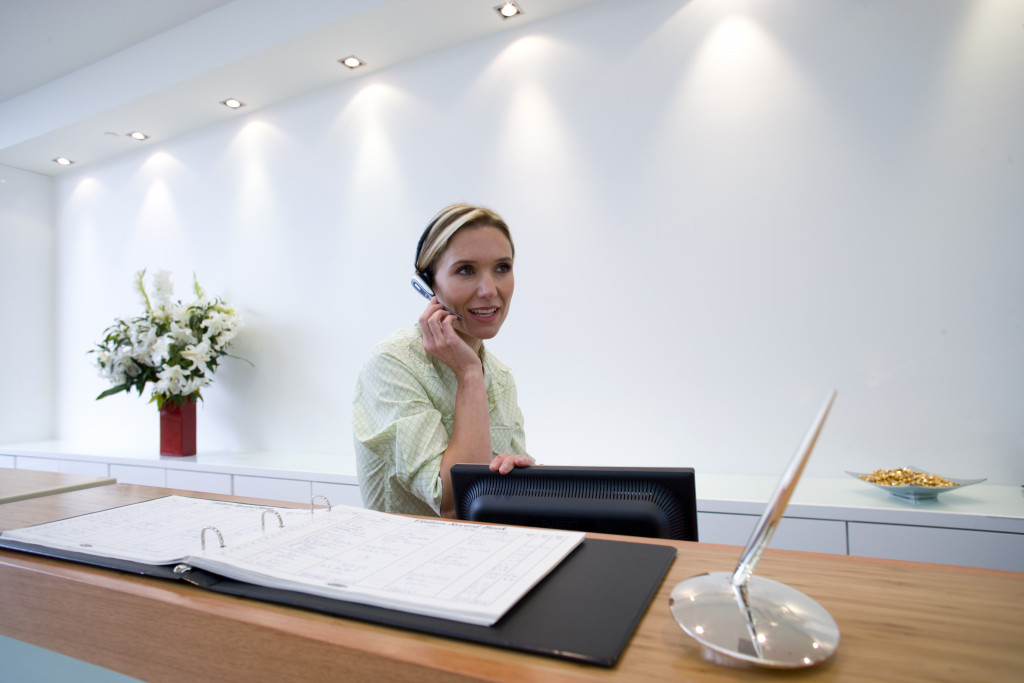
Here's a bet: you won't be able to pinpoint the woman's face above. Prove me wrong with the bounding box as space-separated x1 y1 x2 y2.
431 225 514 348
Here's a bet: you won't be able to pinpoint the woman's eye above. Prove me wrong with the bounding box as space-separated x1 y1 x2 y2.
455 266 474 276
496 262 512 274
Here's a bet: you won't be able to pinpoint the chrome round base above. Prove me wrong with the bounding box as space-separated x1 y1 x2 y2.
669 572 839 669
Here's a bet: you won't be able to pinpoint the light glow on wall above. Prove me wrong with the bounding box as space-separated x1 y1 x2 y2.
683 15 794 125
330 81 410 217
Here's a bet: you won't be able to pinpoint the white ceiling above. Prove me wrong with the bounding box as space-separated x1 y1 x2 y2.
0 0 601 176
0 0 235 102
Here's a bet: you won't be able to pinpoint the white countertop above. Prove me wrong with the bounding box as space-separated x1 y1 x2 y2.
0 440 360 485
4 440 1021 533
697 473 1023 533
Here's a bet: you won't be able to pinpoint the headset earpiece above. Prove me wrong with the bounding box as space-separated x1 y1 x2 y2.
415 223 435 276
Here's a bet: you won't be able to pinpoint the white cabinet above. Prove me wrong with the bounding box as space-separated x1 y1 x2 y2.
109 464 166 487
166 469 231 495
849 522 1024 572
58 459 109 476
698 516 1024 571
699 512 847 554
234 475 313 505
13 456 60 472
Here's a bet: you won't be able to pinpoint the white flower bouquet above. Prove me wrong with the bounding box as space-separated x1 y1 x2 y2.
92 269 243 409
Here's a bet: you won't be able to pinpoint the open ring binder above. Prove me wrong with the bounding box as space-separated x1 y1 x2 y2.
200 526 225 550
261 508 284 531
0 491 673 667
310 494 332 514
194 497 332 549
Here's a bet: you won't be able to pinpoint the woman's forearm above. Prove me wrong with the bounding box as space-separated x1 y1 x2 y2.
438 366 491 517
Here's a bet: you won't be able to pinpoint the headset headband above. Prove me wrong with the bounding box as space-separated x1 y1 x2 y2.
414 217 439 283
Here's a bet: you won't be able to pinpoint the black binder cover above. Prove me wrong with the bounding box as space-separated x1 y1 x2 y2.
0 537 676 667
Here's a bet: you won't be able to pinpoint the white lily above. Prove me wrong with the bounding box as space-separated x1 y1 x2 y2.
93 270 246 404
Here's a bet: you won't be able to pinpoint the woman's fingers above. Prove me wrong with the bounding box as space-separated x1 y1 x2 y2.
489 453 535 474
419 299 454 348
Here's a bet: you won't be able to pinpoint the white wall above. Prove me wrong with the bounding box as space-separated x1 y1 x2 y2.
44 0 1023 484
0 164 54 442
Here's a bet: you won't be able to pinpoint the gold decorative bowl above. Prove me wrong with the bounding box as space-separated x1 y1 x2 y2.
846 466 986 502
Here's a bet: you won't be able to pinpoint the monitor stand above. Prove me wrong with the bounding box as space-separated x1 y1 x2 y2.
669 391 840 668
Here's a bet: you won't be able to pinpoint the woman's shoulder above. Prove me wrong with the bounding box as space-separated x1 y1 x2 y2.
375 323 422 350
365 324 430 370
481 345 514 380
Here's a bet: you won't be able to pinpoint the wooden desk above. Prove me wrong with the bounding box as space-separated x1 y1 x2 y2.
0 485 1021 682
0 468 115 504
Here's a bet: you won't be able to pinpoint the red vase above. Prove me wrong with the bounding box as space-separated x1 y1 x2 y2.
160 398 197 456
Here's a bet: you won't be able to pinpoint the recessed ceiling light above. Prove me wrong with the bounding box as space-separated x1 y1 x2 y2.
53 157 74 166
221 98 246 109
127 131 149 141
339 56 365 69
495 2 523 19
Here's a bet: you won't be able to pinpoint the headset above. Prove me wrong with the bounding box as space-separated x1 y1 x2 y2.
411 217 461 319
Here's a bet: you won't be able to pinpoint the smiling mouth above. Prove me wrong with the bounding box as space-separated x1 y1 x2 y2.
468 307 499 319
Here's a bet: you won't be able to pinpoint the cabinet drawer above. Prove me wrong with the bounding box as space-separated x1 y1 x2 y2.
848 522 1024 571
59 460 109 476
109 465 166 487
166 469 232 495
14 456 60 472
234 476 312 504
698 512 847 554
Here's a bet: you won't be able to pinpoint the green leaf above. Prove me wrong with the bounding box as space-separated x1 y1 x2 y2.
96 383 130 400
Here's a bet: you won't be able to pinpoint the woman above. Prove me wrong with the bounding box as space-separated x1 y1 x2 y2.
353 204 533 518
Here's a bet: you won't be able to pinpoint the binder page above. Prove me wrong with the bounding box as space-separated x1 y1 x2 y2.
0 496 313 565
187 507 585 626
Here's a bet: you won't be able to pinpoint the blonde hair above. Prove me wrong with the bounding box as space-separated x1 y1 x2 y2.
414 204 514 285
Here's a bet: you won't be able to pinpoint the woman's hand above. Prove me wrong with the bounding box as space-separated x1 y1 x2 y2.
489 453 535 475
419 298 479 377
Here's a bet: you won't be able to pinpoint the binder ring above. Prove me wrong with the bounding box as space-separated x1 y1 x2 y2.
201 526 225 550
311 494 332 514
261 508 284 531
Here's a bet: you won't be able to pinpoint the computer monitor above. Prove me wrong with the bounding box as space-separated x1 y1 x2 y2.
451 465 698 541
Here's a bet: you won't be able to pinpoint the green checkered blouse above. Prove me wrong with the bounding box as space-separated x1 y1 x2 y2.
352 324 528 516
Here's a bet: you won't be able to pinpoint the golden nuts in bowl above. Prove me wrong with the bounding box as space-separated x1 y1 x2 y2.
859 467 957 487
846 466 986 502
